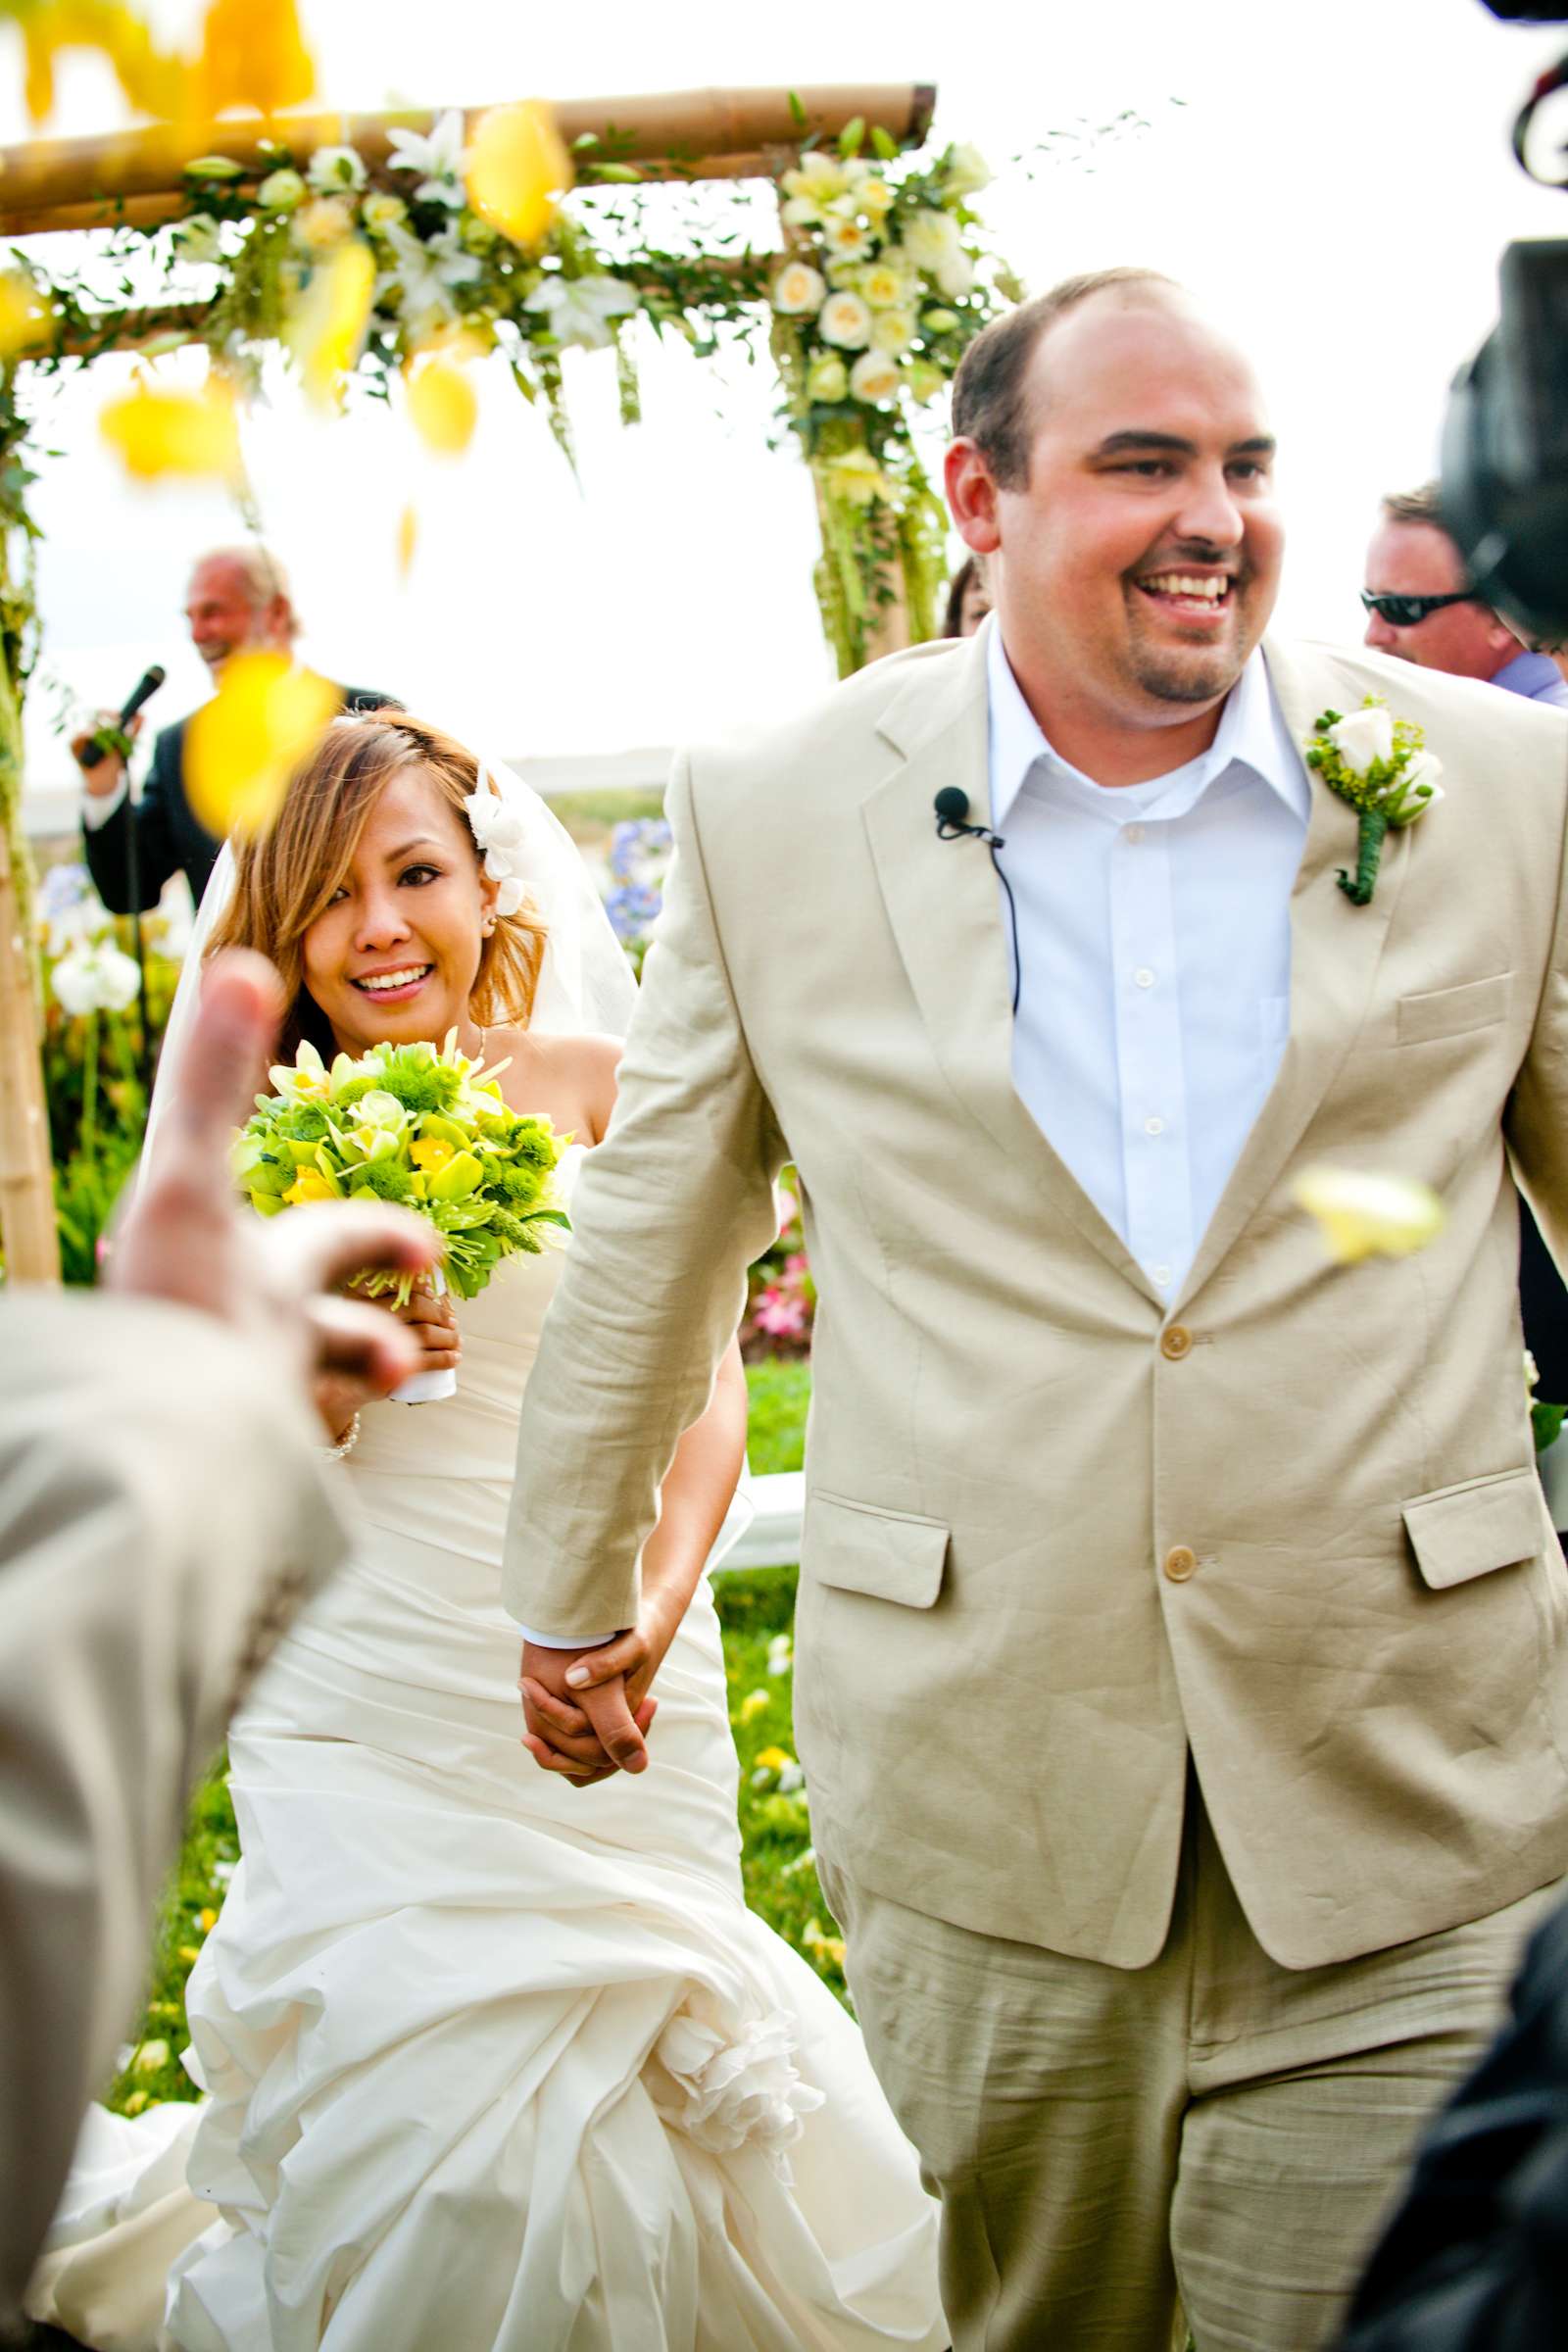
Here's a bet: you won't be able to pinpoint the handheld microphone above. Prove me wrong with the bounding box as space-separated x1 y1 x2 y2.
78 663 167 768
932 788 1021 1014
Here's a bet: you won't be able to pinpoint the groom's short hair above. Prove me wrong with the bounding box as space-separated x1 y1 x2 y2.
953 267 1184 489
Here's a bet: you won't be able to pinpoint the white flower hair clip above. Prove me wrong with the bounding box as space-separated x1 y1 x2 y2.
462 764 529 917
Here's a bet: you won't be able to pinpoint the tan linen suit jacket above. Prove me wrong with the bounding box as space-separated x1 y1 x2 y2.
0 1291 345 2316
504 628 1568 1976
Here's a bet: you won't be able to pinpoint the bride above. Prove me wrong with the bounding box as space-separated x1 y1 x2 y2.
30 711 945 2352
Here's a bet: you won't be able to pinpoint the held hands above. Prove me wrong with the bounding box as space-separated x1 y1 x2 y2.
70 707 144 793
520 1597 681 1788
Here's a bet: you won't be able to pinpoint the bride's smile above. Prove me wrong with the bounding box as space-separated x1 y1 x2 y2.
303 767 500 1056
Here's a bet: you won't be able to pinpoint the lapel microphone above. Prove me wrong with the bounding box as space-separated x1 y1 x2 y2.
932 788 1022 1015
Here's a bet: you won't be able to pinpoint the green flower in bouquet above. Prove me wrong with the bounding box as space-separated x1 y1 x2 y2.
235 1030 569 1299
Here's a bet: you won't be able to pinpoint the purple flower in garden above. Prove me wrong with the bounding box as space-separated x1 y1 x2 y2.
610 816 672 886
38 860 94 916
605 882 663 944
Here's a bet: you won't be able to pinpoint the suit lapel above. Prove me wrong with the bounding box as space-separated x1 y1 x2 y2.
1176 636 1412 1308
860 638 1156 1298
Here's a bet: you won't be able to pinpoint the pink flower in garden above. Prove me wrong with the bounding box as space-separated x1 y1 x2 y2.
753 1286 808 1339
783 1252 809 1281
775 1186 800 1237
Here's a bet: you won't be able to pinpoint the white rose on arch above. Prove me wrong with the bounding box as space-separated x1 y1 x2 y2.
944 144 993 196
850 349 903 405
307 145 368 194
772 261 827 318
1328 705 1396 777
903 209 962 271
818 292 874 351
935 250 976 301
871 306 917 356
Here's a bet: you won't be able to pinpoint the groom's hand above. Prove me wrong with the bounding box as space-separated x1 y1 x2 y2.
520 1640 655 1787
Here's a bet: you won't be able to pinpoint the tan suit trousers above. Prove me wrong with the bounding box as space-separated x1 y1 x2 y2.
820 1791 1562 2352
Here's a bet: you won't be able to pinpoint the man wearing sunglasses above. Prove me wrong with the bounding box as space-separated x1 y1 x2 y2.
1362 483 1568 707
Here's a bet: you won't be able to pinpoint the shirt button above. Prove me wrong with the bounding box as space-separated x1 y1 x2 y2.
1134 967 1155 990
1163 1544 1198 1583
1144 1115 1164 1136
1123 823 1146 845
1151 1264 1172 1288
1160 1325 1194 1360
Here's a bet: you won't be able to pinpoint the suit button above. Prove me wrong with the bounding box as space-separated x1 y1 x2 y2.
1164 1545 1198 1583
1160 1324 1193 1360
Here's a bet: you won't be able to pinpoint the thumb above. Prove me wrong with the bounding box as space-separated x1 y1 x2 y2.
576 1676 649 1774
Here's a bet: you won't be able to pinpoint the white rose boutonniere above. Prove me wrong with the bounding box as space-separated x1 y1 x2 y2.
1303 694 1443 906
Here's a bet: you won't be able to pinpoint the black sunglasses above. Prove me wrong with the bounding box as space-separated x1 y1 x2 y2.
1360 588 1477 627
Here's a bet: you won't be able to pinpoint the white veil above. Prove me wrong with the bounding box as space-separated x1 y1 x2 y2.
141 723 638 1187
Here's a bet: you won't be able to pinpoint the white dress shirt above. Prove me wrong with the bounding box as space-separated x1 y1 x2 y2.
520 629 1312 1647
988 621 1311 1299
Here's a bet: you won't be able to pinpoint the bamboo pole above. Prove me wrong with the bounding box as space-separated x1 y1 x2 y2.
0 719 58 1286
0 84 937 238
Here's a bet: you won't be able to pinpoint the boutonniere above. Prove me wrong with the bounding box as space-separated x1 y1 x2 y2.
1303 696 1444 906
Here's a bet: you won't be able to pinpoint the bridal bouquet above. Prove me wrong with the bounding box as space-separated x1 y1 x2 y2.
236 1032 568 1395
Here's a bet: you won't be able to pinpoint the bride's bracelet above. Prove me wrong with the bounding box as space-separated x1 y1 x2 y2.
319 1412 362 1462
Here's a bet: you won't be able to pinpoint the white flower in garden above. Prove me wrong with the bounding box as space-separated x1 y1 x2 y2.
525 273 640 351
771 260 826 318
805 352 849 403
308 145 368 195
850 349 903 404
822 446 891 508
377 221 482 337
935 250 976 301
363 191 409 234
386 109 470 206
51 938 141 1016
944 143 993 196
903 208 961 270
172 213 223 265
782 155 849 209
1292 1164 1446 1265
859 260 911 311
818 291 873 350
1328 705 1396 776
293 195 356 253
871 305 917 356
257 167 307 212
821 212 875 264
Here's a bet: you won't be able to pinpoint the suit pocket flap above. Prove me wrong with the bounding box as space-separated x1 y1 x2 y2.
806 1492 949 1608
1396 972 1511 1046
1402 1468 1544 1590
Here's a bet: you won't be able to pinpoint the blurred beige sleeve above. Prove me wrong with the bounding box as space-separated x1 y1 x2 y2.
503 750 787 1636
1507 733 1568 1264
0 1289 347 2316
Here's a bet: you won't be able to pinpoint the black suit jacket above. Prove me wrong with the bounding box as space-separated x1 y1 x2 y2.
1337 1891 1568 2352
82 683 395 915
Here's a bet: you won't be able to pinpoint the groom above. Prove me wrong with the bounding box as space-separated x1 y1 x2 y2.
505 270 1568 2348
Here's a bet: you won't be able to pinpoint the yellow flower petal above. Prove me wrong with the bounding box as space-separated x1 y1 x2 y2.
410 1137 455 1172
406 353 478 457
736 1689 771 1726
194 0 315 117
198 1907 218 1932
466 100 572 249
183 652 339 837
130 2037 170 2075
286 237 375 411
1292 1164 1446 1265
99 372 243 484
0 271 51 360
754 1745 793 1774
281 1166 340 1205
396 502 418 580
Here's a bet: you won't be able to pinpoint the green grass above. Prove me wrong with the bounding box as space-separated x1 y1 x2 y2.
743 1358 811 1476
108 1563 841 2115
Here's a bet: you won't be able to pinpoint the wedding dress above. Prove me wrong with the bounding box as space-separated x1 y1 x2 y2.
29 1147 945 2352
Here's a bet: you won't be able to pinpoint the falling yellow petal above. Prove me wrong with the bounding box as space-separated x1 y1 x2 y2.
0 271 51 360
285 237 375 410
396 502 418 580
406 353 478 457
466 100 572 249
21 1 188 128
183 652 338 837
194 0 315 117
1292 1164 1446 1265
99 372 243 483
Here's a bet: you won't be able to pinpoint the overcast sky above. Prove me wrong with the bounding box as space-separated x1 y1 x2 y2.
9 0 1568 798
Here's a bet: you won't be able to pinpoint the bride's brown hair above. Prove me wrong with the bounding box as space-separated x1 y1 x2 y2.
208 710 549 1057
